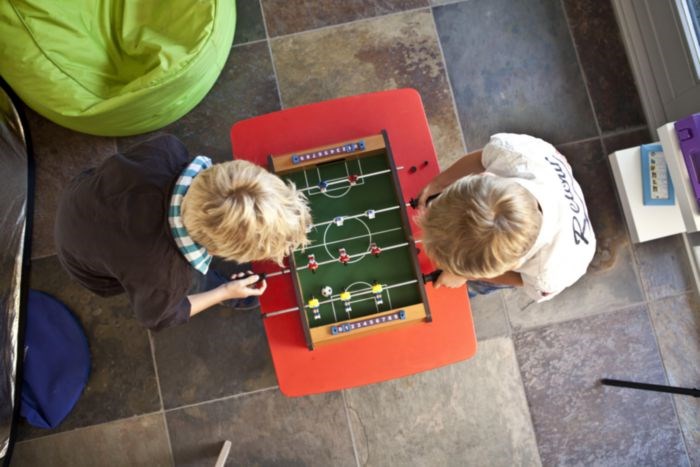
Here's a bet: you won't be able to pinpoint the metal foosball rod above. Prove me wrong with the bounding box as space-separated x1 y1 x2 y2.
263 279 419 318
310 205 401 229
297 166 405 193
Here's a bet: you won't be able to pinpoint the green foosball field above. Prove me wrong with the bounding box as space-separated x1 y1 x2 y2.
269 132 431 349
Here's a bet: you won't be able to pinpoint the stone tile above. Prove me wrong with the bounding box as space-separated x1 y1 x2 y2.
514 307 688 466
271 10 464 167
166 389 355 466
12 414 171 467
345 337 541 466
19 256 160 440
634 235 694 301
261 0 429 37
117 41 281 164
564 139 634 274
434 0 597 149
25 109 116 259
563 0 646 132
505 139 644 330
602 127 654 155
649 293 700 466
470 291 510 340
505 246 643 330
152 306 277 409
234 0 266 44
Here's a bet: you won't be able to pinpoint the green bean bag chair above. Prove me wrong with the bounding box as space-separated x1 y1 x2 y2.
0 0 236 136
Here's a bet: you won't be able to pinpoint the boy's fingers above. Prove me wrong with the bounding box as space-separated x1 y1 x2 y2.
258 280 268 294
248 287 265 296
238 274 259 286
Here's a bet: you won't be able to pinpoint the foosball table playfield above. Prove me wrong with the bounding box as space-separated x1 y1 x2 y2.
267 131 431 349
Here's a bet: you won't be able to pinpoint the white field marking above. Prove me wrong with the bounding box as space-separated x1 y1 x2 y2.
302 279 417 309
267 279 418 318
311 205 401 229
297 159 405 195
385 287 394 309
298 227 402 253
299 168 384 194
297 242 409 271
323 218 372 264
329 298 338 322
265 240 413 280
315 160 351 198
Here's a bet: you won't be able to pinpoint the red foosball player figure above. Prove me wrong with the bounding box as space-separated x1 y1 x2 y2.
370 242 382 258
308 254 319 273
338 248 350 265
348 174 359 185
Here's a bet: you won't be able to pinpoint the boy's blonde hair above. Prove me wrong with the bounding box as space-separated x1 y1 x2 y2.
181 160 311 265
417 175 541 279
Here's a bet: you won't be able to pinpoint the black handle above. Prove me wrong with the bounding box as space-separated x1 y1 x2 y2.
422 269 442 284
409 193 441 209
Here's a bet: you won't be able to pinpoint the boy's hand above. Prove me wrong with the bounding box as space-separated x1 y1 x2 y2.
417 180 443 210
221 271 267 300
434 270 467 289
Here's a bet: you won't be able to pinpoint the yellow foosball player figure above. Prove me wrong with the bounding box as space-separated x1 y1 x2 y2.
339 290 352 313
371 282 384 306
308 297 321 320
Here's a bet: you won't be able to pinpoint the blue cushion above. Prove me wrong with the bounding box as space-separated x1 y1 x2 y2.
20 290 90 429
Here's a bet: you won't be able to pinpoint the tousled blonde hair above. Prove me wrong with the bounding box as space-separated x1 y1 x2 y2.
181 160 311 265
417 175 541 279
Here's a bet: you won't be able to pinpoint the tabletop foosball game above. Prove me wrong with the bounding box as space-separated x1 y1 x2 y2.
230 88 475 396
268 131 432 349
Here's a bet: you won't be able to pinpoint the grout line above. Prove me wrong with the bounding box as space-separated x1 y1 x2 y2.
599 124 649 139
559 0 603 147
429 6 468 155
509 298 649 336
265 6 431 42
164 385 280 413
507 337 545 466
628 240 694 464
555 125 650 152
259 0 285 109
148 330 175 467
431 0 470 7
341 390 361 467
233 38 268 48
14 410 164 445
555 134 601 148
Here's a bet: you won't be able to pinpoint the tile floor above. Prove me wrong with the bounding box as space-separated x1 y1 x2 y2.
10 0 699 466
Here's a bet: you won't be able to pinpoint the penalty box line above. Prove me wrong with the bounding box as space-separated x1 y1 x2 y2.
298 165 407 195
263 279 419 317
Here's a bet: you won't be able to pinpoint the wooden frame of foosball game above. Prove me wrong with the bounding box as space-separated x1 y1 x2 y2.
230 89 476 396
268 131 431 349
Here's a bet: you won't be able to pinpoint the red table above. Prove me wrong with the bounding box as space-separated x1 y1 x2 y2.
230 88 476 396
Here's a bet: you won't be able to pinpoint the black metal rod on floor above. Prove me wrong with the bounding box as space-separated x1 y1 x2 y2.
601 378 699 397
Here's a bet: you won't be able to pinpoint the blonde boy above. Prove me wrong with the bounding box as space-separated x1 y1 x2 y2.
55 134 310 330
417 133 595 302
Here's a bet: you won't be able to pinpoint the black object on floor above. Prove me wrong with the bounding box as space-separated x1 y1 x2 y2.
601 378 699 397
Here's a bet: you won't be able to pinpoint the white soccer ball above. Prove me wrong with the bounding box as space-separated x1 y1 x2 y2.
321 286 333 298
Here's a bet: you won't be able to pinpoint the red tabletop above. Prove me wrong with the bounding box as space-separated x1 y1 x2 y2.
231 88 476 396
